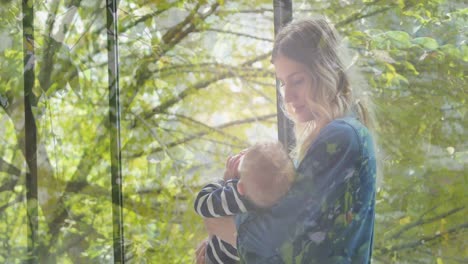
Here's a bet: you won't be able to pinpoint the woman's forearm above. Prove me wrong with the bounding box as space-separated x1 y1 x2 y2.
204 216 237 247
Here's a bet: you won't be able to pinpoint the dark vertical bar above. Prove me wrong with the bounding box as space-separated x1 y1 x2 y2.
106 0 125 263
22 0 38 263
273 0 295 150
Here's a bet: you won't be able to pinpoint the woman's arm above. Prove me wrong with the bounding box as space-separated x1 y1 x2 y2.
235 118 376 262
204 216 237 247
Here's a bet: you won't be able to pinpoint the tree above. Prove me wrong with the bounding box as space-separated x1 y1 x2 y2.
0 0 466 263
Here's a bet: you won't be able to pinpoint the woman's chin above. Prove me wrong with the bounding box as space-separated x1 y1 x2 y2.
296 115 315 123
288 111 314 123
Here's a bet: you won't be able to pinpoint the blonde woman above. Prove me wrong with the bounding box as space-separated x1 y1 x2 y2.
198 17 377 263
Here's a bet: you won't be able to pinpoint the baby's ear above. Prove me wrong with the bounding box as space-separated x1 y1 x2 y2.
237 180 245 196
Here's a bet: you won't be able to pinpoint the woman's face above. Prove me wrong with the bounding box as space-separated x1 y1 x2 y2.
273 55 315 122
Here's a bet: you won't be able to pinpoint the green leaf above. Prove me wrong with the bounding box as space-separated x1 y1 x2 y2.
402 61 419 75
397 0 405 9
461 45 468 62
385 31 412 49
412 37 439 50
440 44 460 58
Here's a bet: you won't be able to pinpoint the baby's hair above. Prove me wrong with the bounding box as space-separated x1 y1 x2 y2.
239 142 295 208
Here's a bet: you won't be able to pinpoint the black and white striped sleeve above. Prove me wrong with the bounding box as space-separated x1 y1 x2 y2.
206 236 239 263
194 179 249 217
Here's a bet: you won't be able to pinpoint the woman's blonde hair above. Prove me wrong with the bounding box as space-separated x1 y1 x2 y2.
272 17 372 161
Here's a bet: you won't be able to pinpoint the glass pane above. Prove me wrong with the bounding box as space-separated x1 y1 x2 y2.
118 0 277 262
1 2 28 262
296 0 467 263
1 1 114 262
3 0 463 263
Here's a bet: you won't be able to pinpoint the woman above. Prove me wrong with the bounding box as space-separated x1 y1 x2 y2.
197 17 377 263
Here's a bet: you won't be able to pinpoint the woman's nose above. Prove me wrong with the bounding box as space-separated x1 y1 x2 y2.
283 86 296 103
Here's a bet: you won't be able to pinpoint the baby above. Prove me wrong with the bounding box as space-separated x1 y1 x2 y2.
194 142 295 264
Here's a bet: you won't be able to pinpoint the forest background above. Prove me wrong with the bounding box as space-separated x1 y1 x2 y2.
0 0 466 263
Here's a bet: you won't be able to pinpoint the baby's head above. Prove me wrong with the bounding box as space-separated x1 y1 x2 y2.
237 142 295 208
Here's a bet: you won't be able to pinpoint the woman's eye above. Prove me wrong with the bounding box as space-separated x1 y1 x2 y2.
292 79 304 86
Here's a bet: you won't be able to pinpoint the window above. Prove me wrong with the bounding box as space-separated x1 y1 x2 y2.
0 0 465 263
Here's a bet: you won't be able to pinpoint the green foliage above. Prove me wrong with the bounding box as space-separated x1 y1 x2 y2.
0 0 466 263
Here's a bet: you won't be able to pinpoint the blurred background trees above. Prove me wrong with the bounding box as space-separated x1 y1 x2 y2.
0 0 466 263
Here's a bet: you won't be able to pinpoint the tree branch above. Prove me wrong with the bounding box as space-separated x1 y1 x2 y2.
239 77 276 104
390 206 465 239
384 222 468 252
172 113 248 145
145 52 272 118
128 113 276 159
218 8 274 14
0 158 22 193
159 2 220 55
204 28 272 42
335 5 395 28
122 2 221 108
119 4 176 33
0 193 23 215
217 8 322 15
0 157 21 176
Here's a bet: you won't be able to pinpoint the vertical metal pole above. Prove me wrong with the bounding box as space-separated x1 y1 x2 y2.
106 0 125 263
22 0 38 263
273 0 295 150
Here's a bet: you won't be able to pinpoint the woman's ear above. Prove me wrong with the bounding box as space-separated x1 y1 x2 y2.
237 180 245 196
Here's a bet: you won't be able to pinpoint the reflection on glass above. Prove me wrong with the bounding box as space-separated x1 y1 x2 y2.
295 1 467 263
2 0 114 262
1 0 465 263
118 0 277 262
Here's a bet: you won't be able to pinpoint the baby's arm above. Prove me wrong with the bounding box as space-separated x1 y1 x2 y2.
194 152 250 217
194 179 249 217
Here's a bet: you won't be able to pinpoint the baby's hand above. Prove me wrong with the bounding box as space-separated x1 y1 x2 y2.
223 153 243 180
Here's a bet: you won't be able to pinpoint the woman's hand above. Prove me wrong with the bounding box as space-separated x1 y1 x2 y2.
204 216 237 247
196 216 238 263
195 238 208 264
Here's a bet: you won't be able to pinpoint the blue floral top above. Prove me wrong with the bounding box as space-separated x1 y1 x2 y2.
235 117 376 263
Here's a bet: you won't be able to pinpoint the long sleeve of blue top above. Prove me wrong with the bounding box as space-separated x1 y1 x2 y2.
235 117 377 264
